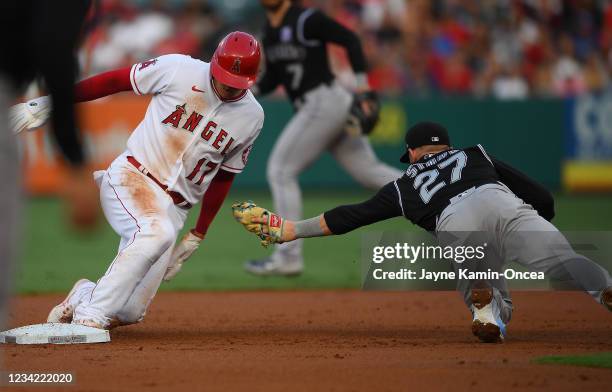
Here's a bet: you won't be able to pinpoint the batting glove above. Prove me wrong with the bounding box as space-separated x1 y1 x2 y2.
163 230 203 282
9 96 52 134
231 201 284 247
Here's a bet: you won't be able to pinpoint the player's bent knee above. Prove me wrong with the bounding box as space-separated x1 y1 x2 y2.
156 225 177 251
137 220 176 259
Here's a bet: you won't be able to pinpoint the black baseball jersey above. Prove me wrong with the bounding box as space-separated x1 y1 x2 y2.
393 145 499 231
257 5 366 105
324 145 555 233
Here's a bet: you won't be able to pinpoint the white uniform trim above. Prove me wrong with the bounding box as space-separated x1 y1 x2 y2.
477 144 494 166
129 64 141 95
393 180 405 216
220 163 243 173
297 8 320 47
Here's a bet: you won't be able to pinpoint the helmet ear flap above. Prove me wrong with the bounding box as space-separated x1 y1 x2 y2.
211 31 261 89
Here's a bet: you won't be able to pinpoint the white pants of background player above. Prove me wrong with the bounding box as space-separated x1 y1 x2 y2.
267 82 402 266
70 153 188 328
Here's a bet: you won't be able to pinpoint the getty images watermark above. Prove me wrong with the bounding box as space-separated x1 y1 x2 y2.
371 242 544 281
361 231 612 290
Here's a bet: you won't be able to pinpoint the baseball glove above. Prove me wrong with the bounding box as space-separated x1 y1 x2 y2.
231 201 284 247
344 91 380 136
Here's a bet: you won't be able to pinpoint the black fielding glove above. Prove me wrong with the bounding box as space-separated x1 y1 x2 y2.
345 91 381 136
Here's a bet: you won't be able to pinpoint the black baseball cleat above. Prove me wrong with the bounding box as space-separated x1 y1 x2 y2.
471 288 506 343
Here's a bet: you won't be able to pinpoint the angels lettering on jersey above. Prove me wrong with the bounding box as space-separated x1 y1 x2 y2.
126 54 264 206
161 104 236 157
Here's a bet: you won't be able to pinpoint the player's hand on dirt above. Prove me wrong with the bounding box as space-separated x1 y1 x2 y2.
163 230 203 282
9 96 52 134
62 166 100 231
231 201 286 247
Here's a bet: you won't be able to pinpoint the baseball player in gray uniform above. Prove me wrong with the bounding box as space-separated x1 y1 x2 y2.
245 0 402 276
234 122 612 343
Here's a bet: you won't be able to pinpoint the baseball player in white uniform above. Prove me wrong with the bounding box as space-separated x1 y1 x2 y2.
12 32 264 329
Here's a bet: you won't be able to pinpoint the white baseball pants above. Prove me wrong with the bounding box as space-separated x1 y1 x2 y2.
72 153 188 328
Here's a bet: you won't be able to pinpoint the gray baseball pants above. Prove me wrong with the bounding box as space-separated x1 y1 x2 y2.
267 82 402 263
436 183 612 323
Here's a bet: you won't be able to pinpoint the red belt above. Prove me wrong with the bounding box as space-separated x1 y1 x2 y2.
127 156 192 209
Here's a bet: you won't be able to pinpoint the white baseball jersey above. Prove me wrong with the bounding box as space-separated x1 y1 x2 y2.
127 54 264 205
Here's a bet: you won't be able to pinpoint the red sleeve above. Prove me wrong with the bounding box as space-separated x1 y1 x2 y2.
194 169 236 237
74 66 133 102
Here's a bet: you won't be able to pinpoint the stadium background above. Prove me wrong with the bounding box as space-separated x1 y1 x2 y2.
14 0 612 293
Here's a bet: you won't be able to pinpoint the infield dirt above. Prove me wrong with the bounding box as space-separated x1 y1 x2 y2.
3 291 611 391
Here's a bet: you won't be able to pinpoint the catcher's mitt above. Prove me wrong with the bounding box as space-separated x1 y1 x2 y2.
231 201 284 247
344 91 380 136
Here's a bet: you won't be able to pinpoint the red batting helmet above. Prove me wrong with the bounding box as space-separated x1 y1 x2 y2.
211 31 261 89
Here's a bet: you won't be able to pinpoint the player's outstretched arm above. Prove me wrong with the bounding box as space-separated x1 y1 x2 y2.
250 213 332 244
10 67 134 134
73 67 134 102
233 182 403 246
163 169 236 282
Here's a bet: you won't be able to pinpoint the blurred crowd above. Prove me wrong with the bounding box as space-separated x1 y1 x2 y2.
80 0 612 99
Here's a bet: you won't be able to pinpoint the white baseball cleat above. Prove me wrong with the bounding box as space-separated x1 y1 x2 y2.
46 279 90 324
471 287 506 343
244 257 303 277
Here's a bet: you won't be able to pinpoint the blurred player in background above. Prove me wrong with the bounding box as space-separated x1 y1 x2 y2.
245 0 403 277
0 0 96 334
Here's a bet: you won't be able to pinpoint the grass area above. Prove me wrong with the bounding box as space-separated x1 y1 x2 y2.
534 352 612 369
14 191 612 294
